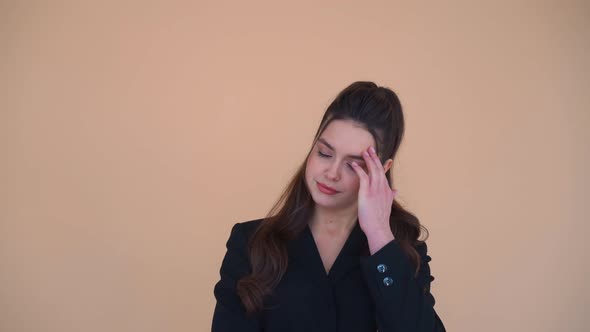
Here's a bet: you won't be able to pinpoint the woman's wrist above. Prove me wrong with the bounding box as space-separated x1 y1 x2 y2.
366 229 395 255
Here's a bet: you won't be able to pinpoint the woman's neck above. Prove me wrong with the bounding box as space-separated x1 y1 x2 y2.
309 205 358 237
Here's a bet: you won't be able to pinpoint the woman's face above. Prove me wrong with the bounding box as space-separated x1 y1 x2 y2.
304 119 376 210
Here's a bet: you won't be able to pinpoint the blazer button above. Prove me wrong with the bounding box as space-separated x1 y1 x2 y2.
377 264 388 273
383 277 394 286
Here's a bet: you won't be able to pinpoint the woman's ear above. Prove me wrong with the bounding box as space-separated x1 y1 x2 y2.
383 159 393 173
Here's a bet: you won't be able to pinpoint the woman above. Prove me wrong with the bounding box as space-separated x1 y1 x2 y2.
212 81 446 332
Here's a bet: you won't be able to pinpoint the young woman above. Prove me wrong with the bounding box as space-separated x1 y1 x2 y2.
211 81 446 332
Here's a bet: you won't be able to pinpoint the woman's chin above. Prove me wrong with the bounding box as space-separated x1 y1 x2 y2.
311 194 354 209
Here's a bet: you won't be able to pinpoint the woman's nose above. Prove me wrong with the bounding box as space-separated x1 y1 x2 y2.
325 162 341 181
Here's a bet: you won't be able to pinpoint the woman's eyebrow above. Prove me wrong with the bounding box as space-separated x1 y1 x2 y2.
318 138 365 161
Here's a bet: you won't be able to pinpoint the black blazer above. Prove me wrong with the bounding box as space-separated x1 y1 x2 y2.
212 218 446 332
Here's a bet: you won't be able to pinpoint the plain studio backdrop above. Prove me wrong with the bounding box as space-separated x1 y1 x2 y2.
1 1 588 331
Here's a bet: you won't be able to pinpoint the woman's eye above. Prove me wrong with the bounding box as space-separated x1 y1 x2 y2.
352 162 367 172
319 151 360 171
318 151 330 158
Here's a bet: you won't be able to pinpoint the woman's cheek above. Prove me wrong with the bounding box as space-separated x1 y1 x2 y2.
350 175 361 190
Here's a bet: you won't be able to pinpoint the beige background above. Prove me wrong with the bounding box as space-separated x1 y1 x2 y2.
2 1 589 331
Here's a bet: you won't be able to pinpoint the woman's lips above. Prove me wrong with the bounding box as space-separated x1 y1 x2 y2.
317 181 339 195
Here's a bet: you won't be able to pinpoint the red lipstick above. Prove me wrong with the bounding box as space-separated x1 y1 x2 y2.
317 181 339 195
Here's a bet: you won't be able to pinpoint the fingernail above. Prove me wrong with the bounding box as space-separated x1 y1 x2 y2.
370 146 376 153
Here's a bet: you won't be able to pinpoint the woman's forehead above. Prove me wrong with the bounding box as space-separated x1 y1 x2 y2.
318 121 375 154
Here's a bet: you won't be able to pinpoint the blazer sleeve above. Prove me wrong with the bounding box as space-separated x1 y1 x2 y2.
211 222 262 332
359 240 447 332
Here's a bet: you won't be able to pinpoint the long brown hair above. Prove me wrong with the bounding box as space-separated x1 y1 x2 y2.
236 81 429 315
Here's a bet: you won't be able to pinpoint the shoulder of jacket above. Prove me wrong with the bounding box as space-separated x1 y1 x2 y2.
230 218 264 242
